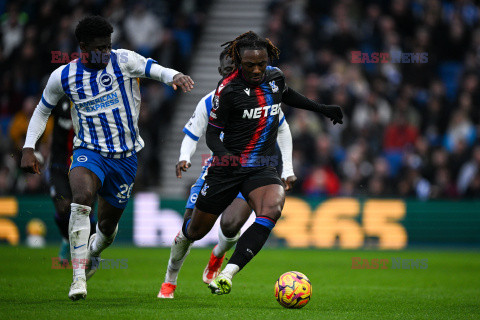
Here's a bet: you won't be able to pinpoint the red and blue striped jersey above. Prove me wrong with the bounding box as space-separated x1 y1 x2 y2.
208 66 286 167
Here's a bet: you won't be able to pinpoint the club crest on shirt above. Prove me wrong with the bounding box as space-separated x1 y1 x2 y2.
201 183 209 196
269 81 279 93
99 73 114 87
212 95 219 110
77 155 88 162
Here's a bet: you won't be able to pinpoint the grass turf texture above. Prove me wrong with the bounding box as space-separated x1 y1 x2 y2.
0 247 479 319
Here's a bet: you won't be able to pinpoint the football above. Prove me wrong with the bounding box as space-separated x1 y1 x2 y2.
274 271 312 309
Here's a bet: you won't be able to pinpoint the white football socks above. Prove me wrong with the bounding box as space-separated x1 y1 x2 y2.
91 224 118 257
69 203 91 280
221 264 240 279
213 228 240 258
164 229 193 285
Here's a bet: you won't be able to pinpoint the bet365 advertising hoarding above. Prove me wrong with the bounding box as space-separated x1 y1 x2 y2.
1 193 480 249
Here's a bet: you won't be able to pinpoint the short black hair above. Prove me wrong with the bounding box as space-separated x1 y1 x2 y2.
221 31 280 67
75 16 113 43
219 47 230 62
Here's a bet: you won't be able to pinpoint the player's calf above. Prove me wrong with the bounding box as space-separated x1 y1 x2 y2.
221 216 277 280
184 209 218 241
159 229 193 297
69 203 91 281
90 224 118 257
219 219 241 239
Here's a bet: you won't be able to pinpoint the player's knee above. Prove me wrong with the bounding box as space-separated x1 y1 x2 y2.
220 219 240 238
183 209 193 222
56 199 71 216
72 189 95 206
186 223 206 241
259 205 282 222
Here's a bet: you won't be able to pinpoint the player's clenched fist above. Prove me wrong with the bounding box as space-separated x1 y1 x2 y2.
282 175 297 191
172 73 195 92
320 105 343 125
175 160 191 178
21 148 41 174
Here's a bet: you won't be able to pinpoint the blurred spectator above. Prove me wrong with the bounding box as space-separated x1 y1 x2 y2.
302 166 340 197
383 112 418 151
420 97 448 146
124 3 162 56
1 4 27 58
367 175 388 197
457 145 480 195
464 171 480 198
151 29 183 71
443 110 476 152
103 0 126 45
9 96 53 151
351 91 391 153
430 166 458 199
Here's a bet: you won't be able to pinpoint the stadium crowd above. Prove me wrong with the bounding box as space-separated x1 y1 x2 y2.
1 0 479 200
0 0 211 194
266 0 480 199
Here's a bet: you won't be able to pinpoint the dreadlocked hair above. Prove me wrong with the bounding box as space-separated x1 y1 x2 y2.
221 31 280 67
75 16 113 43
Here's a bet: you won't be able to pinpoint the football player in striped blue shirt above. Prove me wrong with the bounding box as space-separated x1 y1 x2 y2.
20 16 194 301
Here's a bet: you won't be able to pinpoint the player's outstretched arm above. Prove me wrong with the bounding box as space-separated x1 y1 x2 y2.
21 103 55 174
21 67 64 174
177 92 215 177
282 87 343 125
121 50 194 92
176 135 197 178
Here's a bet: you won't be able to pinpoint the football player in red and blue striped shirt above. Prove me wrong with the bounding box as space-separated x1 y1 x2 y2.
167 31 342 296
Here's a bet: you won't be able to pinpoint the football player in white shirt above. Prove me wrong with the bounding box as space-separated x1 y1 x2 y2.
20 16 194 301
158 49 296 298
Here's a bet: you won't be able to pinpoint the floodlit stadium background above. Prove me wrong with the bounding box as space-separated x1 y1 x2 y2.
1 0 479 249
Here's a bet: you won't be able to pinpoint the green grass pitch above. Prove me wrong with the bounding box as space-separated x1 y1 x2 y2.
0 246 479 319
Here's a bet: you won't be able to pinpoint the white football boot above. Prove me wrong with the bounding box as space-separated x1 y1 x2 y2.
68 277 87 301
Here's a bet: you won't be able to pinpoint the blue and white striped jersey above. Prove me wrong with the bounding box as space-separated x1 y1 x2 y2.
40 49 178 158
